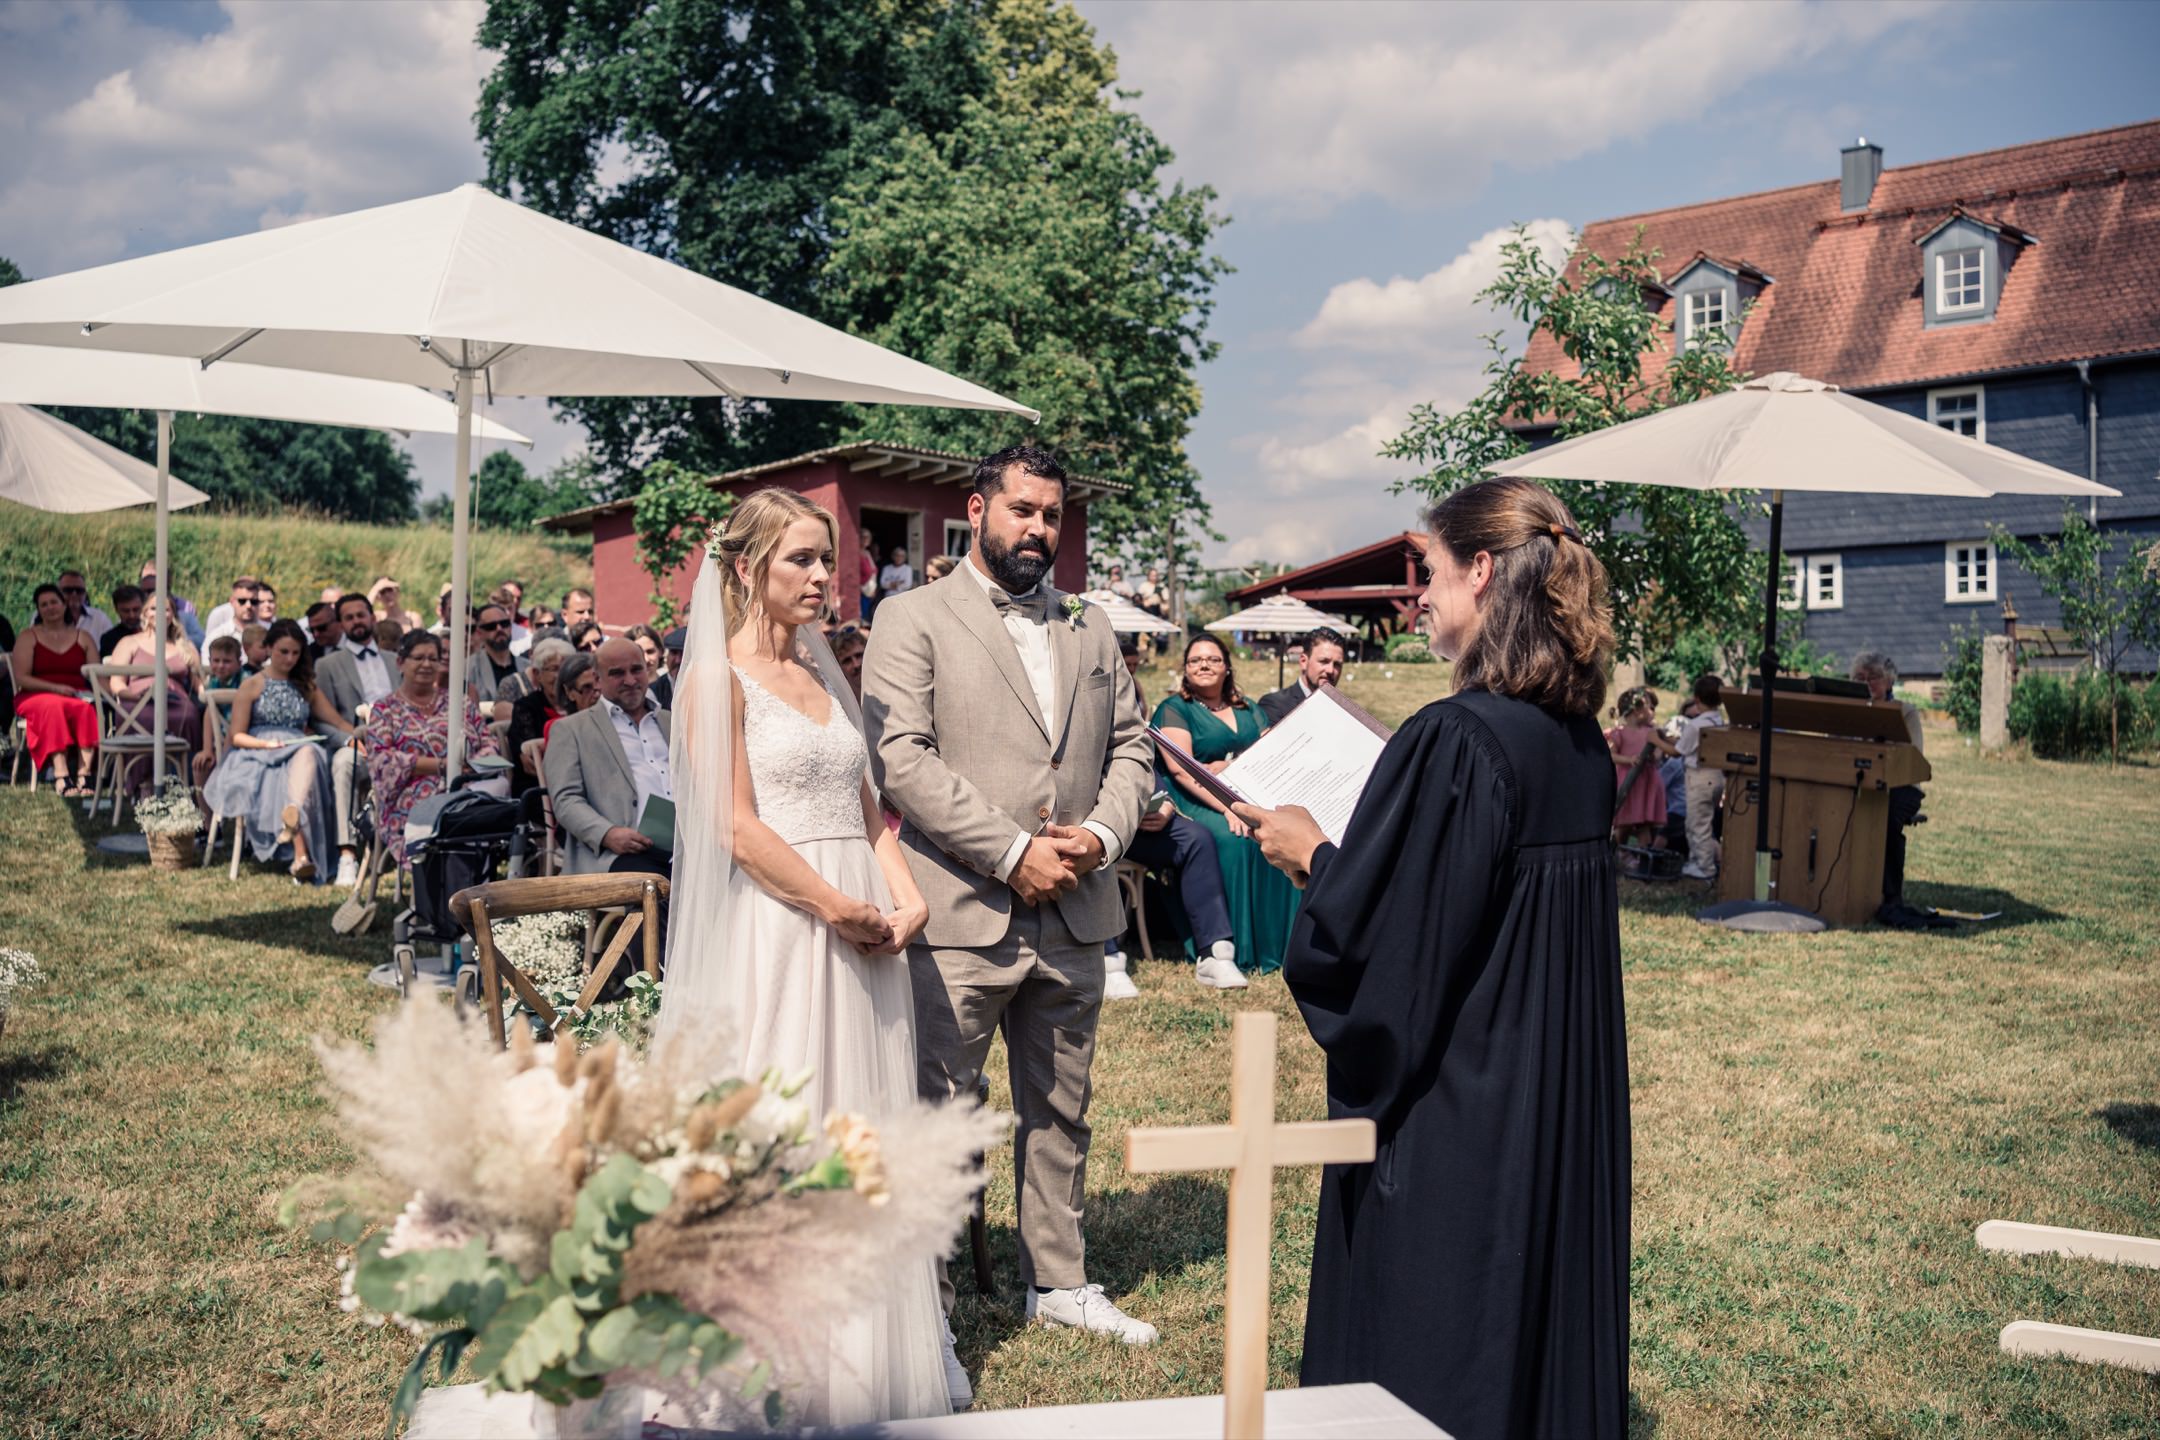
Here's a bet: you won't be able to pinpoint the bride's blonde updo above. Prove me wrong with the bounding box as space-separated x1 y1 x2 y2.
705 487 841 634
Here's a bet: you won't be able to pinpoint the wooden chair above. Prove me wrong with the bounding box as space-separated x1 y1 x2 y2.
198 690 244 875
3 654 28 788
84 664 192 826
452 872 667 1047
1977 1221 2160 1373
520 737 558 877
1113 858 1157 962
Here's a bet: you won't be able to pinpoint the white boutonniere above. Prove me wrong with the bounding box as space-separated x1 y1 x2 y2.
1061 594 1086 625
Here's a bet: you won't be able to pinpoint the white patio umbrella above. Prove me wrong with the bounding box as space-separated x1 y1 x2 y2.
1080 589 1181 635
1485 371 2118 920
0 182 1037 772
1208 595 1354 683
0 344 530 790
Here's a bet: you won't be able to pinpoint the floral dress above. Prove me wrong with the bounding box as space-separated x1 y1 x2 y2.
365 687 500 863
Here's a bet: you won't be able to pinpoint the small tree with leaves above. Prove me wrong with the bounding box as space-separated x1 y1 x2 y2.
1993 508 2160 762
1383 227 1761 663
631 463 733 629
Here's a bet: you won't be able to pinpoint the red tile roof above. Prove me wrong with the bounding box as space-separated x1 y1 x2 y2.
1521 120 2160 400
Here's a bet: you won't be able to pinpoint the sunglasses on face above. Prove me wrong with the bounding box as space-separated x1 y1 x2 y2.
477 620 510 631
60 586 86 596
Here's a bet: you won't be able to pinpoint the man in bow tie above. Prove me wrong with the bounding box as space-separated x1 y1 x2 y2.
864 445 1158 1396
315 591 395 887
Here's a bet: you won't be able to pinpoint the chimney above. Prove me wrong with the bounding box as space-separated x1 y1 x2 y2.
1841 137 1884 213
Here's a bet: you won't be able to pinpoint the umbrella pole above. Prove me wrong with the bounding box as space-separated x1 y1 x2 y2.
1753 490 1785 903
152 409 172 792
446 371 473 778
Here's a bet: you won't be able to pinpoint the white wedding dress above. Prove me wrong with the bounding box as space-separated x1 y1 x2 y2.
700 662 951 1425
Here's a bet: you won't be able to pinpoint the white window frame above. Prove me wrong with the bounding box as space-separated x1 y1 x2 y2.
1779 555 1805 610
942 519 972 558
1944 540 1997 603
1928 385 1985 442
1683 287 1728 347
1936 247 1985 314
1806 553 1844 611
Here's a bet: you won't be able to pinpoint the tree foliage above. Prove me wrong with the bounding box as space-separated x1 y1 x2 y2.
1382 228 1760 662
1993 507 2160 761
631 462 732 628
474 0 1226 565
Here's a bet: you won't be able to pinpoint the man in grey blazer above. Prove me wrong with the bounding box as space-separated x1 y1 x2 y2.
314 593 393 886
543 637 673 881
863 445 1157 1352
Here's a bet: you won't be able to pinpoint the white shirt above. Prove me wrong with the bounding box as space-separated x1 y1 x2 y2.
75 605 113 646
204 602 240 646
602 695 672 815
341 635 394 705
880 563 915 597
964 557 1123 879
509 622 532 657
1675 710 1722 770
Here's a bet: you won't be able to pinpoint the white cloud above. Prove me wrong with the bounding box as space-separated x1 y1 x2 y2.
1296 219 1573 353
1081 0 1933 214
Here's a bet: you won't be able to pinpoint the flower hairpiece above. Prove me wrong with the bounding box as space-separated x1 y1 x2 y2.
704 522 727 561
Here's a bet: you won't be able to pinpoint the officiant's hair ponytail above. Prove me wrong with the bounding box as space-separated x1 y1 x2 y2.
1423 479 1614 717
709 488 841 635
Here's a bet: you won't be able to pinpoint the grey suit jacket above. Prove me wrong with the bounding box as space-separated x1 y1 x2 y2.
862 568 1153 949
542 702 673 876
313 649 368 738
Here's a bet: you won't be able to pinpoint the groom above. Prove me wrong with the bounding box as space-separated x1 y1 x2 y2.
863 444 1158 1351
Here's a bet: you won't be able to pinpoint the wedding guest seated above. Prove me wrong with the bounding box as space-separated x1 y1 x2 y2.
369 575 422 632
240 623 270 677
545 652 599 741
202 635 244 691
1258 626 1347 726
304 601 341 659
255 580 278 623
58 569 113 647
138 564 204 647
568 619 605 653
463 601 530 722
316 593 396 886
96 583 146 659
203 619 352 882
364 629 502 867
625 624 668 706
372 617 404 651
507 637 574 799
542 637 671 880
1150 633 1300 983
105 594 204 795
651 626 686 709
828 626 867 700
11 583 101 797
203 575 261 647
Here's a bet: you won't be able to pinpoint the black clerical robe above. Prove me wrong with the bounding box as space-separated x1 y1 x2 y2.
1286 689 1628 1440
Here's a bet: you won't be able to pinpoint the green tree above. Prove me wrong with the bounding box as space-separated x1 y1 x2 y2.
467 449 603 531
823 0 1228 562
0 256 23 288
1382 227 1760 662
1994 507 2160 762
630 461 732 627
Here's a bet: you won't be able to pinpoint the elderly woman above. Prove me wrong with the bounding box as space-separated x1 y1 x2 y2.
105 593 204 793
546 651 599 742
506 636 573 798
1851 650 1932 927
11 583 100 796
364 629 501 865
203 618 352 881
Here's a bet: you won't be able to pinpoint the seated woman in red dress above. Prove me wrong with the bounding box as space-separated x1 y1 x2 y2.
11 583 100 797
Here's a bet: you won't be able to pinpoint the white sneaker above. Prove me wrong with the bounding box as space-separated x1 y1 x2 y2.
334 853 360 888
939 1314 972 1410
1027 1284 1159 1345
1680 863 1715 881
1103 950 1140 1001
1195 941 1248 990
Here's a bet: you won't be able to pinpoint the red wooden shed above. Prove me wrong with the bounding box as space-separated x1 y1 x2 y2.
1224 532 1426 646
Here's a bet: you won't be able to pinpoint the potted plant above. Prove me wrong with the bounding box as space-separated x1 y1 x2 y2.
135 777 201 871
0 948 42 1038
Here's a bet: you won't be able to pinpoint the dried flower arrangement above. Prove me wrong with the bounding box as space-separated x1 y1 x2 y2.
134 776 201 837
0 947 41 1022
285 1000 1003 1430
496 914 667 1053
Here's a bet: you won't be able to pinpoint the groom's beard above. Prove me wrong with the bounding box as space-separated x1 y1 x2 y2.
978 527 1055 593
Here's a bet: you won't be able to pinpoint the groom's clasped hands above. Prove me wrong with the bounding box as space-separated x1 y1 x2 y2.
1010 823 1105 906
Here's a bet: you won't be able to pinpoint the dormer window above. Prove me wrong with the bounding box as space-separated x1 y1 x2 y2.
1683 289 1728 347
1937 248 1985 313
1667 254 1766 353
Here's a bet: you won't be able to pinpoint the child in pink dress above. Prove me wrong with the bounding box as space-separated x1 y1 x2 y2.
1605 686 1678 851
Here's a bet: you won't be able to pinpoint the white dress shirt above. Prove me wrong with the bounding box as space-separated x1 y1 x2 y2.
602 695 672 815
341 634 395 705
1675 710 1721 770
964 557 1122 879
203 602 238 646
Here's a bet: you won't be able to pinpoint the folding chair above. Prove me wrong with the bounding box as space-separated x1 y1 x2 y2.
198 690 246 875
453 872 667 1047
84 665 191 827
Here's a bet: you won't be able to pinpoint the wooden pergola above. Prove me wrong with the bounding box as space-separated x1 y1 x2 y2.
1223 532 1425 649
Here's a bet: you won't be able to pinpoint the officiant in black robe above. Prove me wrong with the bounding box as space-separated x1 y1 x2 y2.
1240 478 1630 1440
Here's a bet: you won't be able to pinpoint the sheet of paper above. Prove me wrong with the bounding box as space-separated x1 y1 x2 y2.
1221 687 1389 846
636 793 676 853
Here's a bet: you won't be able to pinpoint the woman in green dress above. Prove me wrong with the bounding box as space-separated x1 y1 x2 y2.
1151 634 1302 978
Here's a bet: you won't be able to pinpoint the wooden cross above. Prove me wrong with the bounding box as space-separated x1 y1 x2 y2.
1126 1010 1376 1440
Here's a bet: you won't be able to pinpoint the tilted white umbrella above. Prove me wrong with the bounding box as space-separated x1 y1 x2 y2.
0 182 1037 770
0 401 210 512
1485 371 2118 919
1080 589 1181 635
0 344 530 788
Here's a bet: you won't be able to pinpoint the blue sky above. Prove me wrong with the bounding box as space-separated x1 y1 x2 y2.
4 0 2157 565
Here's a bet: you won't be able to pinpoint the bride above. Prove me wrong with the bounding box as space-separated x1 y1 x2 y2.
654 487 960 1423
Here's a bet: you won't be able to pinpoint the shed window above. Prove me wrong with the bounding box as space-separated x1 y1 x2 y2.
1806 554 1843 611
1937 248 1985 313
1945 541 1996 603
1929 386 1984 441
943 519 972 558
1683 288 1728 347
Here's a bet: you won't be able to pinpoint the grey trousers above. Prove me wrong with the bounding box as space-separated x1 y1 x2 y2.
910 902 1104 1308
330 741 368 851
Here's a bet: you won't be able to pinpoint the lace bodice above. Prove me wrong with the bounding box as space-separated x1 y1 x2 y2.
253 678 311 733
735 664 869 845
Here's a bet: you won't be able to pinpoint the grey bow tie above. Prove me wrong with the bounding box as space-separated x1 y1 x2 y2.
990 587 1050 621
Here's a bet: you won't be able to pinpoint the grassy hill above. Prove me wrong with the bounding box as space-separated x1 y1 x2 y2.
0 503 589 627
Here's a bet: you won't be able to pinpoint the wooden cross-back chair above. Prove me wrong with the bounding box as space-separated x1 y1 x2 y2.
83 664 193 825
197 689 246 875
4 654 30 787
451 872 667 1046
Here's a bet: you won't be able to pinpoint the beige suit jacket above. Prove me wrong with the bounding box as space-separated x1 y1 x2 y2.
863 567 1153 948
542 702 673 876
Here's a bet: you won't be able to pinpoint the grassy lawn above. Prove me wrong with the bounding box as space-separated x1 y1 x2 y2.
2 661 2157 1437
